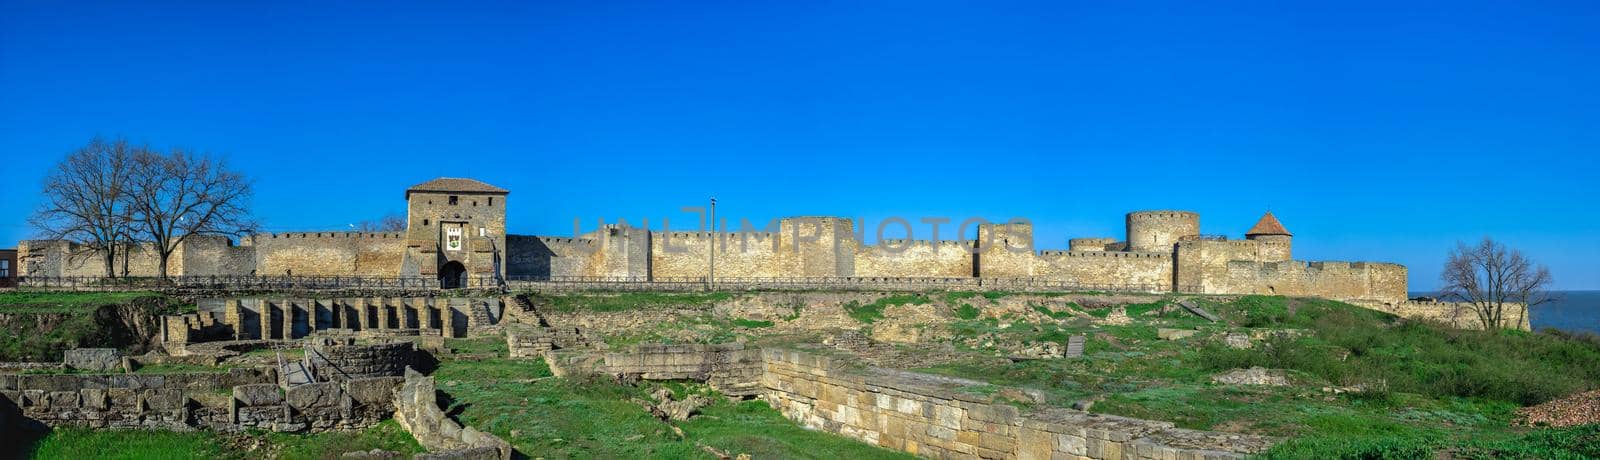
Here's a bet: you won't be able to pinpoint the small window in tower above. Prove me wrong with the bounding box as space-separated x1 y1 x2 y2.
488 197 494 206
472 200 477 207
479 227 487 237
423 219 430 226
449 196 458 205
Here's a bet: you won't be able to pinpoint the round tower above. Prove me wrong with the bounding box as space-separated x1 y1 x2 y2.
1245 211 1292 261
1125 210 1199 253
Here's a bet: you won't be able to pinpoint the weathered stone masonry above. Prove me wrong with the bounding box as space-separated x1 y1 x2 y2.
19 178 1411 308
545 345 1275 459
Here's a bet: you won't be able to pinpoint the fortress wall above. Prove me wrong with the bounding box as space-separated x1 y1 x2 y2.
1035 251 1172 289
250 232 405 277
1175 240 1288 292
777 217 856 277
1359 300 1530 331
853 240 974 278
17 240 167 277
1069 238 1118 252
976 222 1035 277
506 235 598 278
1221 260 1407 305
178 236 255 276
596 227 651 278
761 349 1270 458
651 232 780 279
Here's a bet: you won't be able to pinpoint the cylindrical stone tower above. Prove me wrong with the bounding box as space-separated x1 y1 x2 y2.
1125 210 1199 253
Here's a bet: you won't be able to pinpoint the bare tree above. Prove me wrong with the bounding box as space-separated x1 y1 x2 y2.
127 147 255 279
1440 237 1553 329
355 214 407 232
28 138 138 277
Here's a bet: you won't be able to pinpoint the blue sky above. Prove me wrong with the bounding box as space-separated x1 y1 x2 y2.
2 1 1597 290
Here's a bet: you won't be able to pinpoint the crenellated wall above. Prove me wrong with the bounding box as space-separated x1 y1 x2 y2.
249 232 407 277
855 240 974 278
12 176 1412 310
651 231 781 279
1035 251 1173 290
1210 260 1407 305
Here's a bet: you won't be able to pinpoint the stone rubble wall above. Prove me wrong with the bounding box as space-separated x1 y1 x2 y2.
1356 300 1531 331
308 341 417 380
600 343 766 396
538 343 765 397
393 368 511 460
231 377 403 432
760 349 1275 459
0 368 273 430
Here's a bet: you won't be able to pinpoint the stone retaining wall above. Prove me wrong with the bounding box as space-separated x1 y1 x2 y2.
232 377 403 432
308 340 416 380
394 368 512 459
0 368 273 430
543 343 765 397
760 349 1275 459
0 367 402 433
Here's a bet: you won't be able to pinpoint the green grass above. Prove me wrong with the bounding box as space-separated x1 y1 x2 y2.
731 318 774 328
264 420 424 459
1261 423 1600 459
23 420 423 459
0 292 183 362
27 428 239 459
918 294 1600 456
432 343 911 459
844 294 930 324
132 363 231 374
954 303 980 320
0 291 162 313
531 292 735 313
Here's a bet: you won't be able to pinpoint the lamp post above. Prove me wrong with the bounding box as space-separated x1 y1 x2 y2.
708 196 717 291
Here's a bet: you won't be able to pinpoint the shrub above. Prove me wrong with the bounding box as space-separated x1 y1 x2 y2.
955 304 980 320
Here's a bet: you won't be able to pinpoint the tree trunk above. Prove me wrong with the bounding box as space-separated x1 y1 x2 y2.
102 247 116 279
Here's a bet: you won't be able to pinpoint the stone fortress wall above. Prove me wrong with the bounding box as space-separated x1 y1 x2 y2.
17 177 1414 308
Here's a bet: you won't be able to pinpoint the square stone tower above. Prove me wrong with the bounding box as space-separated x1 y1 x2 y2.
401 178 509 288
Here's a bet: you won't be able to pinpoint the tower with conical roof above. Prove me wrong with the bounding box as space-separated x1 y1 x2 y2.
1244 211 1292 261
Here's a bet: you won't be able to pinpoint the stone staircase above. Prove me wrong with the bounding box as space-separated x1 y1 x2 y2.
468 302 496 328
1065 334 1086 358
505 294 551 327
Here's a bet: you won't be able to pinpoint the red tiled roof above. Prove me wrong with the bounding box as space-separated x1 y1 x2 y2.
405 177 508 196
1246 212 1291 236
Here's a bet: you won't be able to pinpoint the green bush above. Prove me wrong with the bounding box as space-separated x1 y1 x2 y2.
955 303 980 320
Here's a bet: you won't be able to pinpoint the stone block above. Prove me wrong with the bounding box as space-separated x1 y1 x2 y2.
1018 426 1055 460
1158 328 1197 340
1056 433 1087 456
346 377 403 406
46 390 79 409
234 384 283 406
287 382 343 409
64 348 122 372
79 388 108 410
142 388 186 411
106 388 139 408
21 390 44 407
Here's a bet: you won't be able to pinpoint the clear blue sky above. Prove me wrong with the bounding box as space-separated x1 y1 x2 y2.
2 1 1597 290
